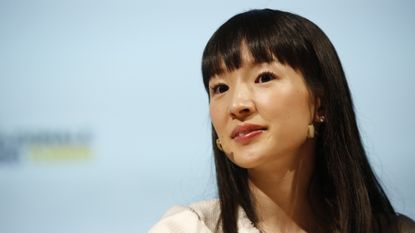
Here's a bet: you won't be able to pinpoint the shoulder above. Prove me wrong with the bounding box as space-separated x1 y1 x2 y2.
397 213 415 233
148 199 220 233
376 213 415 233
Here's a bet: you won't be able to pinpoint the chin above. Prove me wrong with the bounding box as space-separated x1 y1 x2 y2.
230 152 267 169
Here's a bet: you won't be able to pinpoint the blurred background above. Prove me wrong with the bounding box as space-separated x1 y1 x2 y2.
1 0 414 232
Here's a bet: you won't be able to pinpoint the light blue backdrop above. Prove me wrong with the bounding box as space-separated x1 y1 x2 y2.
0 0 414 232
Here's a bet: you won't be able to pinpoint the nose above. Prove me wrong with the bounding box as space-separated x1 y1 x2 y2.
229 85 255 121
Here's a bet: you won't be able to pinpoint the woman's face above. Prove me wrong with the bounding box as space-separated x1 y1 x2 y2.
209 47 317 169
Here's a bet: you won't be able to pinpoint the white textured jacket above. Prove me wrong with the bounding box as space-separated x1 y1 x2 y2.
149 199 415 233
148 199 259 233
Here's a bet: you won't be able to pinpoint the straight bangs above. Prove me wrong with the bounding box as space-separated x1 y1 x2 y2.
202 9 321 92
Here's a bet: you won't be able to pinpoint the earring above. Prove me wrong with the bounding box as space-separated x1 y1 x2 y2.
216 139 223 151
319 115 326 123
307 124 315 139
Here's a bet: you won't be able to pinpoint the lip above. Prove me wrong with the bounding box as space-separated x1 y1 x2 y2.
231 123 267 144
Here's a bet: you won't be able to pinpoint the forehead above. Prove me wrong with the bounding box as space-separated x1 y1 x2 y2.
239 44 255 64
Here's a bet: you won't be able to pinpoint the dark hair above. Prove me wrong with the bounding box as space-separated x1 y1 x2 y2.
201 9 396 233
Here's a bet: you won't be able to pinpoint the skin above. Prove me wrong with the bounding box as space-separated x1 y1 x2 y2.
209 45 321 233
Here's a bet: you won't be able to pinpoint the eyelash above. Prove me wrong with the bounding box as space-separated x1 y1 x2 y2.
209 71 277 95
255 71 277 83
210 83 229 95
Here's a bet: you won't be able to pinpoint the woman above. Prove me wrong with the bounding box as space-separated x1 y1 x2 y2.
149 9 415 233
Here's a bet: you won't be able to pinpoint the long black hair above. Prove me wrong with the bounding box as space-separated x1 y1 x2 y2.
201 9 396 233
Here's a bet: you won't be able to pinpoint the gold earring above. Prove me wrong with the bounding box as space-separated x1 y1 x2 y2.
307 124 315 139
216 139 223 151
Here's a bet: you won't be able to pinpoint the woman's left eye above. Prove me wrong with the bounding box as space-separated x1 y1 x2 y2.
255 72 277 83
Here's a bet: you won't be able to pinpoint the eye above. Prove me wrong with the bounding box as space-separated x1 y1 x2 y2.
255 72 277 83
210 83 229 95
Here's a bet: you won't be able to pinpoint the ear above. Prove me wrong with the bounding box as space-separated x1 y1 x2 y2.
313 97 326 123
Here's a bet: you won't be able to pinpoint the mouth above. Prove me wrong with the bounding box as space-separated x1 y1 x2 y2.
231 124 267 143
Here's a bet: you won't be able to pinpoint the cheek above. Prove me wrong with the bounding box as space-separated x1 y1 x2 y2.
257 88 312 129
209 102 226 135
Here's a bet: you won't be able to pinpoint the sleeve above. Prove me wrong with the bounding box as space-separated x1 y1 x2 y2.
148 206 213 233
398 214 415 233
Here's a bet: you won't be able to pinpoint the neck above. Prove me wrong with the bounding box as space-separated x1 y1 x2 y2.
248 140 318 233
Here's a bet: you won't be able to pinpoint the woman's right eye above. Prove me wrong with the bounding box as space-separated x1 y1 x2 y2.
211 84 229 94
